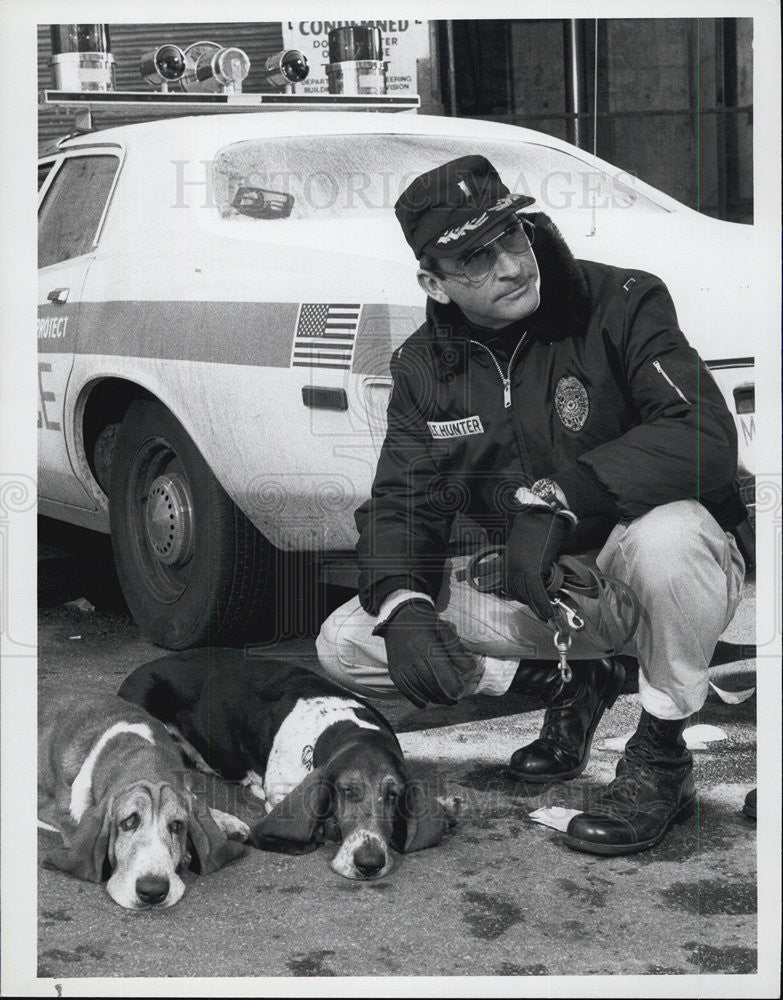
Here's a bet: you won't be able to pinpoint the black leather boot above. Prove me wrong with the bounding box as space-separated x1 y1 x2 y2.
564 709 696 855
507 657 626 783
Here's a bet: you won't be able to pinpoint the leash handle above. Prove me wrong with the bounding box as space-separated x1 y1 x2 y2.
457 545 641 656
456 545 566 597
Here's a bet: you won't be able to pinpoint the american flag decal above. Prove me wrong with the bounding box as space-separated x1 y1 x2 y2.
291 303 361 370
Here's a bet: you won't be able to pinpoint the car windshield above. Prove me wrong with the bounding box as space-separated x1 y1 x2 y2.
213 133 668 221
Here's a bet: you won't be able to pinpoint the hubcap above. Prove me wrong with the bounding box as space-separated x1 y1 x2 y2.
144 472 194 567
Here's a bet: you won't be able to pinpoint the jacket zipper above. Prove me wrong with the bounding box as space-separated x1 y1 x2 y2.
652 359 690 404
470 333 529 408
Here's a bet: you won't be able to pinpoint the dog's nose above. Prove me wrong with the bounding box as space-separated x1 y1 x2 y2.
353 842 386 878
136 875 170 906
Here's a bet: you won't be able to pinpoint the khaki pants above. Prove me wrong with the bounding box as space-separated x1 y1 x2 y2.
316 501 746 719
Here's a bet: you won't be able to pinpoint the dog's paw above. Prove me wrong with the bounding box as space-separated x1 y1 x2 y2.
209 808 250 842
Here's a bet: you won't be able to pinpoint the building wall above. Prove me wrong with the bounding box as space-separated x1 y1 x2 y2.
509 20 569 142
607 18 752 220
607 20 703 211
448 17 753 221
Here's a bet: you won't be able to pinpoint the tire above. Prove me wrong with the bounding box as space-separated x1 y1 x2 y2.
109 399 274 649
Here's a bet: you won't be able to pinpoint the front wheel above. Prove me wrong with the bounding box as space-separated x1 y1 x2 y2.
109 399 274 648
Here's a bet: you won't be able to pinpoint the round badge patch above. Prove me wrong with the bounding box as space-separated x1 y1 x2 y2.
555 375 589 431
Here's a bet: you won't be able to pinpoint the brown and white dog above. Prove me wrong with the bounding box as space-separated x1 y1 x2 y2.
118 649 458 880
38 693 245 908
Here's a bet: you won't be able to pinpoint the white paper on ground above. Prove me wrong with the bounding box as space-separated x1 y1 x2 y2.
709 680 756 704
682 723 727 749
529 806 582 832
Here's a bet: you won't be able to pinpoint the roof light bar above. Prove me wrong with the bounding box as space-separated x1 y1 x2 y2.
39 89 420 130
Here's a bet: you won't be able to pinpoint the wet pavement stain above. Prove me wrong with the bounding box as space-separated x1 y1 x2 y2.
459 765 533 793
557 877 608 909
473 815 500 829
561 918 590 939
39 943 107 965
683 941 757 974
276 885 307 895
366 881 394 891
646 964 688 974
375 942 402 974
623 823 699 863
40 909 73 923
495 961 549 975
661 879 757 915
461 890 523 940
287 949 338 976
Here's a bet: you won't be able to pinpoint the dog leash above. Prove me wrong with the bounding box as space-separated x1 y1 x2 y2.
456 547 641 687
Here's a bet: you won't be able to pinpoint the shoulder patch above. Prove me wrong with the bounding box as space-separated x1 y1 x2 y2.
622 276 638 292
554 375 590 432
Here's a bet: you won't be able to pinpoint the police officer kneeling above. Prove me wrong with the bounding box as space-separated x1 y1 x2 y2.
317 156 747 856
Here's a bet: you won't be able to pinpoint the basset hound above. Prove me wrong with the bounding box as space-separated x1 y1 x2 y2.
118 649 458 880
38 693 245 909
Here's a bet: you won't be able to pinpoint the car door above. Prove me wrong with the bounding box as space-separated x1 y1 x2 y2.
37 147 121 506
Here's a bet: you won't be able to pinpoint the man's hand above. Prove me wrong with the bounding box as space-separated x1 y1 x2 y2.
374 600 480 708
503 507 571 622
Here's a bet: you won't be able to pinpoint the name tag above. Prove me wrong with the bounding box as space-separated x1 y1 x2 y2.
427 415 485 439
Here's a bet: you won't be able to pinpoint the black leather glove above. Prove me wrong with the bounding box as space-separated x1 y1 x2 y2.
374 600 480 708
503 508 571 622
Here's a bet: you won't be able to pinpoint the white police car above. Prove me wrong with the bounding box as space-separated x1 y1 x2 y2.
38 105 757 648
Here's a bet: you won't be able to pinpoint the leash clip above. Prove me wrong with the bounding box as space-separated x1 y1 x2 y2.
550 594 584 631
553 629 573 684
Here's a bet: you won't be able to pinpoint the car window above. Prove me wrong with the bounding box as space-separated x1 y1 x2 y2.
213 134 668 221
38 154 119 268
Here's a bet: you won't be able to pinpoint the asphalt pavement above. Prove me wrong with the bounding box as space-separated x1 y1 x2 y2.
35 520 760 986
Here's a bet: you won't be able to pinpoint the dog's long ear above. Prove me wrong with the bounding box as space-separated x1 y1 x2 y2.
250 768 331 855
43 801 113 883
186 802 245 875
392 782 457 854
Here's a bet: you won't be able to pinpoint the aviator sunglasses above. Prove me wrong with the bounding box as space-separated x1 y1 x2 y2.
435 217 536 285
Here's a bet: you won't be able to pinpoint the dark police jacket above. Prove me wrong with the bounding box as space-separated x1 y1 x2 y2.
355 213 746 615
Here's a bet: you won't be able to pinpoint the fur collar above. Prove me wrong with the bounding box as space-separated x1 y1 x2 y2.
426 212 592 379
